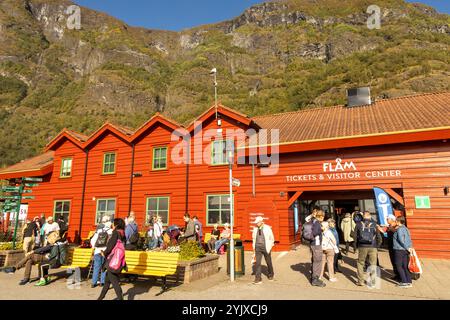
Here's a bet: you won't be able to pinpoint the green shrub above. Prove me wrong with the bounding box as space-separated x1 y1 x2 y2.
179 240 205 261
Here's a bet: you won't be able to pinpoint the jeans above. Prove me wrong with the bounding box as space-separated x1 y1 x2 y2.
394 250 412 284
91 253 106 285
214 239 229 252
148 236 162 249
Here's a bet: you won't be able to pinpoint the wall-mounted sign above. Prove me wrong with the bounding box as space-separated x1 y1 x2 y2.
415 196 431 209
286 158 402 182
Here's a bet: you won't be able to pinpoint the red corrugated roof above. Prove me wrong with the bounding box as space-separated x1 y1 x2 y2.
0 151 54 178
252 92 450 144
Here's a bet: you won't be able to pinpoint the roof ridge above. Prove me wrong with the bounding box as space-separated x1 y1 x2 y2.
252 91 450 120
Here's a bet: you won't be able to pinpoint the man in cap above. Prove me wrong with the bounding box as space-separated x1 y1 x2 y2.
252 216 275 284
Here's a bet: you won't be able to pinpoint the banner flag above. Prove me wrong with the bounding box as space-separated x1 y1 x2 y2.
373 187 394 226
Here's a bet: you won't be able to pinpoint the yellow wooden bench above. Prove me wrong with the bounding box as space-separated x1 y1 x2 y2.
82 231 95 243
61 247 94 270
123 251 179 292
204 233 241 243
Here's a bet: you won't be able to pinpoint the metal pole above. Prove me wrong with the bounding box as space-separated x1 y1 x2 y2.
12 184 23 250
214 71 218 120
229 151 235 282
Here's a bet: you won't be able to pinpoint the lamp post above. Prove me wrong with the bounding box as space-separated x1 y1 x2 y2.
228 149 235 282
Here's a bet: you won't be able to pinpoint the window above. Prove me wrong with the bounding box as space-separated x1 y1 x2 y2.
211 140 234 165
206 194 233 225
60 158 72 178
95 199 116 224
103 152 116 174
54 200 71 224
146 197 169 225
152 147 168 170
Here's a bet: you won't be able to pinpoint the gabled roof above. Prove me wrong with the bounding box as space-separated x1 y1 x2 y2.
251 92 450 146
187 103 256 133
0 151 54 179
131 113 185 142
46 129 86 151
82 122 134 148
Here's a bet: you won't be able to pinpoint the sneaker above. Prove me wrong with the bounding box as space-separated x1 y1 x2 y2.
253 280 262 285
329 278 338 282
35 279 48 287
356 281 365 286
19 278 30 285
268 276 274 281
311 279 326 287
46 277 54 284
397 283 412 288
3 267 16 274
91 284 97 288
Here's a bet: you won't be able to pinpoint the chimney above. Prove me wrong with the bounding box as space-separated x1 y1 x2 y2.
347 87 371 107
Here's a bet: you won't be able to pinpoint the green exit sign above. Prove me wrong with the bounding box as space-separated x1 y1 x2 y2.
415 196 431 209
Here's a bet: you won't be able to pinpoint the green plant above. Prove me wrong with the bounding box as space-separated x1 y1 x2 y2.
179 240 205 261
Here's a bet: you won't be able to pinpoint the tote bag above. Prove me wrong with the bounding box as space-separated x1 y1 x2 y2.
408 249 423 274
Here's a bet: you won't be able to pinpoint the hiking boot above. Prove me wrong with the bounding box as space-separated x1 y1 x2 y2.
311 278 326 287
19 278 29 285
34 279 48 287
3 267 16 274
329 278 338 282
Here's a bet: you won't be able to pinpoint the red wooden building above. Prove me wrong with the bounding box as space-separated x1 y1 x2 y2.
1 92 449 258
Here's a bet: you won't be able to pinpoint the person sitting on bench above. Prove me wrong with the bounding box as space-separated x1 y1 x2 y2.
214 223 231 254
2 231 63 286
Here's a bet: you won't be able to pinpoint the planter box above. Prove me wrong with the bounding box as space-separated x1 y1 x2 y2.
0 250 25 268
170 254 219 284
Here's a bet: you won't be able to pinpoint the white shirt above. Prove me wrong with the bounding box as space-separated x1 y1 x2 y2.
44 222 60 235
90 226 113 255
154 221 163 238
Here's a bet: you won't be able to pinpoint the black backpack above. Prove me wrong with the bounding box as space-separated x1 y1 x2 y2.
302 220 315 241
95 229 109 247
48 243 68 268
358 222 376 245
128 224 139 244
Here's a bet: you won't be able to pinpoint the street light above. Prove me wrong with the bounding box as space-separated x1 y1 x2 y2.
210 67 218 121
228 148 235 282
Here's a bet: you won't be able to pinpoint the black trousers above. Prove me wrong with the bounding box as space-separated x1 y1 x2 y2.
389 249 400 278
254 248 274 281
98 271 123 300
394 250 412 284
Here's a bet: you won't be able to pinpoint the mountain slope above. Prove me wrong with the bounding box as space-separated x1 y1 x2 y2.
0 0 449 166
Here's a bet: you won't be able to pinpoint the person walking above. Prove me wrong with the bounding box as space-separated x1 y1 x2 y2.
355 211 378 287
385 215 400 281
90 215 112 288
308 209 326 287
252 216 275 284
153 216 163 249
22 217 39 253
320 221 338 282
180 213 196 242
98 218 126 300
207 224 221 253
340 213 355 254
328 219 342 274
393 216 413 288
193 216 203 246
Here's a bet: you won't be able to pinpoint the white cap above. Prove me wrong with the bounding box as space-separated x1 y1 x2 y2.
387 214 397 221
254 216 264 224
102 215 111 223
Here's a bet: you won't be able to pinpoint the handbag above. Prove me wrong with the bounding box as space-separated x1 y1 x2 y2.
408 249 423 274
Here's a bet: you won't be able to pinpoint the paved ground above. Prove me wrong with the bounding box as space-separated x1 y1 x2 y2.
1 245 449 300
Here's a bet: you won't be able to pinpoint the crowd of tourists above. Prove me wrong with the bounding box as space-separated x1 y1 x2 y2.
305 207 414 288
0 206 415 299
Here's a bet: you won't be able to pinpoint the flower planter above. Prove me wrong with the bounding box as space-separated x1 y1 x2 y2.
171 254 219 284
0 250 25 268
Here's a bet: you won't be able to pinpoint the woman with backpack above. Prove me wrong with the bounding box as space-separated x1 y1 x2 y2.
90 215 113 288
98 218 127 300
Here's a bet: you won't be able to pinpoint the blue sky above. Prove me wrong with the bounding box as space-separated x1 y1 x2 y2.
73 0 450 31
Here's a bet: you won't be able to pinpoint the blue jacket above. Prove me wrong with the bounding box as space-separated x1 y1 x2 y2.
311 218 323 246
330 227 340 247
393 225 412 251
